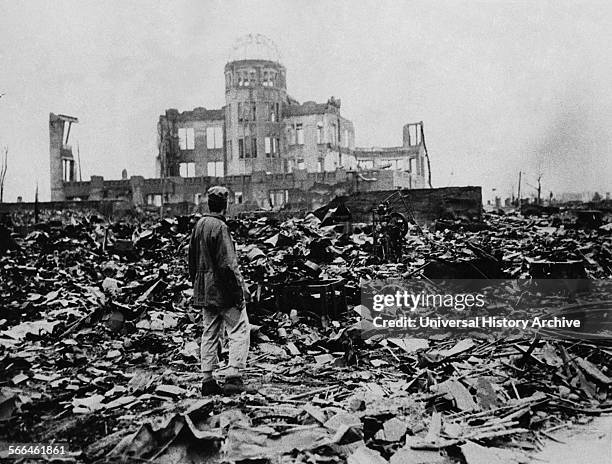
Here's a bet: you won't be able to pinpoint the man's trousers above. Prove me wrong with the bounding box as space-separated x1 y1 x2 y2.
199 305 250 372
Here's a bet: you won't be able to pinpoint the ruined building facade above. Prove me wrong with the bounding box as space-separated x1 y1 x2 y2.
49 113 79 201
52 35 430 210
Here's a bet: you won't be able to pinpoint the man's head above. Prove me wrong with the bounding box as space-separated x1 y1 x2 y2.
207 186 229 213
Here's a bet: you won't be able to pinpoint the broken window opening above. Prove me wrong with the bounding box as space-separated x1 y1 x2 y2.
330 124 337 145
297 158 305 170
206 126 223 149
269 102 278 122
179 162 195 177
147 194 162 207
239 136 254 159
269 189 289 208
407 124 422 146
234 191 243 204
265 137 272 157
239 102 255 122
207 161 224 177
62 159 75 182
296 123 304 145
251 137 258 157
271 137 280 157
178 127 195 150
238 138 245 158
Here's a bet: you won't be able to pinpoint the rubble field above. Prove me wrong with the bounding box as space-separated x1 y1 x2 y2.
0 209 611 463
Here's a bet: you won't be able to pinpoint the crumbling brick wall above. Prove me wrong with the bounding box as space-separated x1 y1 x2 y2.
318 186 483 224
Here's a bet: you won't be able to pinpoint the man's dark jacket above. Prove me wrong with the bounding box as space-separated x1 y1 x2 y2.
188 213 244 308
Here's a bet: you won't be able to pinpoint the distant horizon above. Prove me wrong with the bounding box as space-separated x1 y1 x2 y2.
1 0 610 203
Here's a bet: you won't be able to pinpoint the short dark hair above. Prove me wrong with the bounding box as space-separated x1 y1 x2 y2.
208 197 226 213
207 186 229 213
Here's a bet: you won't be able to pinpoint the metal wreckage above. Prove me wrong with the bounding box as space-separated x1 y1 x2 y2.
0 198 611 463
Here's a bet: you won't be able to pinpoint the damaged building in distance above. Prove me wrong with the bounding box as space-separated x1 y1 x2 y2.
56 34 431 210
49 113 79 201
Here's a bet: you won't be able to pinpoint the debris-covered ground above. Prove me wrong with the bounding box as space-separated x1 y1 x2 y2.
0 209 611 463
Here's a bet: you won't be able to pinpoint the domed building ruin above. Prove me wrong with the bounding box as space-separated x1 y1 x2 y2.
55 35 432 211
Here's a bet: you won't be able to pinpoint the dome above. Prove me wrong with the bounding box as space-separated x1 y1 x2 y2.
228 34 282 63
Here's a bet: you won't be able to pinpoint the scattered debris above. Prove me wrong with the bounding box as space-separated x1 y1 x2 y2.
0 208 610 462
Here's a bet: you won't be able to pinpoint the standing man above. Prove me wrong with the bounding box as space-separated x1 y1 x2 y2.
189 186 250 395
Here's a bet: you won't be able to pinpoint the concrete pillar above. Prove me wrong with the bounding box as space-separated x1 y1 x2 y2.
49 114 65 201
402 124 411 148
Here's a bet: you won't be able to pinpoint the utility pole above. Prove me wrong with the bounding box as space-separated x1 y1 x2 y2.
335 97 342 167
34 182 39 223
517 171 522 207
77 143 83 182
0 147 7 203
0 96 7 202
536 174 542 205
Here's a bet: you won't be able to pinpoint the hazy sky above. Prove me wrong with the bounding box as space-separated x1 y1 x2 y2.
1 0 611 202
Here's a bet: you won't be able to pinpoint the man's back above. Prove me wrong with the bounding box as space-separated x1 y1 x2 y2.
189 213 242 308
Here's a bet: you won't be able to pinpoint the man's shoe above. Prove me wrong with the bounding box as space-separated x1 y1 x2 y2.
222 376 244 395
201 379 222 396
